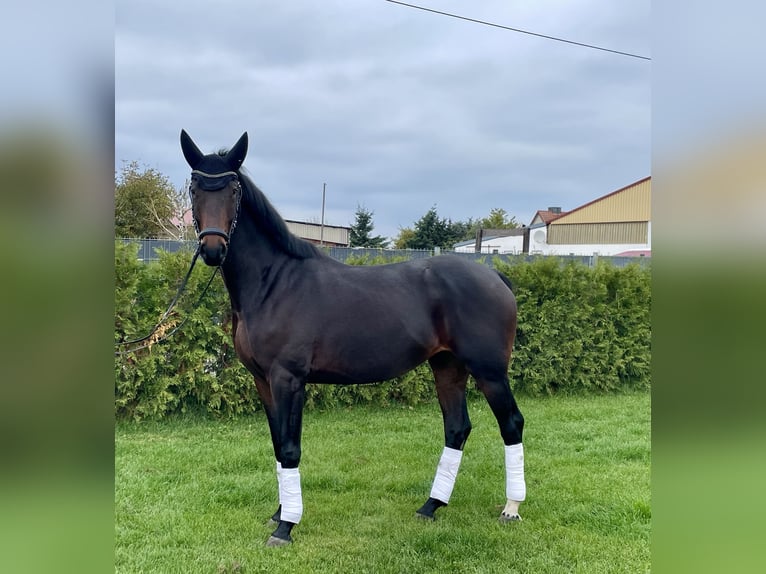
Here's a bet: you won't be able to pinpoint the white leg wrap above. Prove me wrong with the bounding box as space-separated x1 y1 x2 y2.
278 467 303 524
276 461 283 506
429 446 464 504
505 443 526 501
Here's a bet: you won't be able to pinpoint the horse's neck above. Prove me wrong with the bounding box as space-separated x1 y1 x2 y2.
219 216 294 311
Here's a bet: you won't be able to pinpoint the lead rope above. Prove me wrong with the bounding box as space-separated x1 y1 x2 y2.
114 246 220 356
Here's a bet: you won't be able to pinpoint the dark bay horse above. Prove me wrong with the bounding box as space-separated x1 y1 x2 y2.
180 130 527 546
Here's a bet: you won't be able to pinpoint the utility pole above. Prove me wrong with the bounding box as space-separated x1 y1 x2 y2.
320 182 326 246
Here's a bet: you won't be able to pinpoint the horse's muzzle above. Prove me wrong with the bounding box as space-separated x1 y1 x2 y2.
198 228 229 266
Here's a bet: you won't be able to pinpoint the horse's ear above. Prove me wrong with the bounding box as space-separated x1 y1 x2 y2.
226 132 248 171
180 129 204 169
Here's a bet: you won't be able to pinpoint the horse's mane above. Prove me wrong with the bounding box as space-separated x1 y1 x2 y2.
235 166 321 260
211 148 319 259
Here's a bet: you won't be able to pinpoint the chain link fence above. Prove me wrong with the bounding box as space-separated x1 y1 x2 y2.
119 239 650 268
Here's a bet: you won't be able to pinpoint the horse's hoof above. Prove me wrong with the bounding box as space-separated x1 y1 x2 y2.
265 535 292 547
415 511 436 522
499 512 522 524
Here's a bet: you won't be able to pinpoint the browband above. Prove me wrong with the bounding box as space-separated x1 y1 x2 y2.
191 170 239 191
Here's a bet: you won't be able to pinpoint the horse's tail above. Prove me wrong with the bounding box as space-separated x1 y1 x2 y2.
494 269 517 361
496 270 513 293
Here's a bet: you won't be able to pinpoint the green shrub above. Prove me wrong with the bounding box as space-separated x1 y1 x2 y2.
495 257 651 396
115 242 258 420
114 243 650 419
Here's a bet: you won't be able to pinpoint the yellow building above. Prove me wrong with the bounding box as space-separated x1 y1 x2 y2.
532 176 651 256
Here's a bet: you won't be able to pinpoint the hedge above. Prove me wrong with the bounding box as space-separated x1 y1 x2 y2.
114 241 650 420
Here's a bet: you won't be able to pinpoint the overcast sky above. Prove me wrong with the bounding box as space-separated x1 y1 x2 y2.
115 0 650 241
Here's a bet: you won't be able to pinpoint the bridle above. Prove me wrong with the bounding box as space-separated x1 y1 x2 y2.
190 169 243 247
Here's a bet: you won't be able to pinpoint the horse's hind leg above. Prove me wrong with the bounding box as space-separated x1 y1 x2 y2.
475 372 526 522
416 351 471 520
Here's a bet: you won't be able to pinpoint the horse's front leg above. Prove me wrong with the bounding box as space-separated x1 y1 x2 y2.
265 363 307 547
251 376 284 526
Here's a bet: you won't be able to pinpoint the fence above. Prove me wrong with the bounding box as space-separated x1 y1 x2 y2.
120 238 195 262
119 239 650 268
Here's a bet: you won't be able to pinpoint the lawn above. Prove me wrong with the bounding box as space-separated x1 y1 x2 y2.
115 392 650 573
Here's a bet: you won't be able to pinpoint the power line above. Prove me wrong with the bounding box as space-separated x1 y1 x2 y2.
384 0 651 61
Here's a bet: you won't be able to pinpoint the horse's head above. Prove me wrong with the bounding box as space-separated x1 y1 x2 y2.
180 130 248 266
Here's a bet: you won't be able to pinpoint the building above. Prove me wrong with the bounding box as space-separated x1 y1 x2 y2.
285 220 350 247
454 228 527 254
529 207 567 225
537 176 651 256
456 177 651 256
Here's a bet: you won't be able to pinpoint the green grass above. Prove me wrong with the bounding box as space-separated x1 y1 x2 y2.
115 392 650 573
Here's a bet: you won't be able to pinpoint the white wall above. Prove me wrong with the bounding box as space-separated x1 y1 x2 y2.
454 235 525 254
539 242 650 256
478 235 525 254
459 222 652 256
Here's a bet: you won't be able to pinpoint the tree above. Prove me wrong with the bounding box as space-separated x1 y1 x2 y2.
452 208 520 245
478 207 519 230
393 227 416 249
115 161 190 238
398 206 466 250
349 205 388 248
449 218 476 243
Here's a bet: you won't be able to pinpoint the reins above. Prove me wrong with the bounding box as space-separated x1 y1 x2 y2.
114 246 220 356
115 168 241 356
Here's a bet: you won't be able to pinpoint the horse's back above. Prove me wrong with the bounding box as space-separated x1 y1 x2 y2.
328 254 516 330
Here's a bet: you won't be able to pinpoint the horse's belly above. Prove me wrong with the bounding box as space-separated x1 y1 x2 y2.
308 362 415 385
309 336 434 384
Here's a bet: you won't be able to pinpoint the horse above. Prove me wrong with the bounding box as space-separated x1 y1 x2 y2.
179 130 527 546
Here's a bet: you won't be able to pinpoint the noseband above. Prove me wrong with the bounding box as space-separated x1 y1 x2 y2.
189 169 242 245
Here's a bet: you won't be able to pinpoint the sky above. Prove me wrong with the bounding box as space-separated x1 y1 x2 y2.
115 0 651 241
